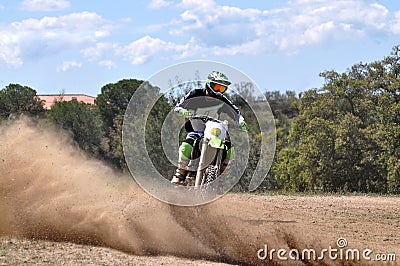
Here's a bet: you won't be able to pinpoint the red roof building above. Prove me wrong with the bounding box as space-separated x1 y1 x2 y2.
37 94 96 109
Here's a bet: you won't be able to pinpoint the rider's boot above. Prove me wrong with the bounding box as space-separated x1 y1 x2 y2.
171 159 189 185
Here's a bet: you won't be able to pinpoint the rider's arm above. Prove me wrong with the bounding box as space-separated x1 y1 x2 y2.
220 95 249 131
174 89 202 113
220 95 243 121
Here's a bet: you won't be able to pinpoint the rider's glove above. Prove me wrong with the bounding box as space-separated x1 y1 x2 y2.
178 108 194 117
239 121 249 131
239 116 249 131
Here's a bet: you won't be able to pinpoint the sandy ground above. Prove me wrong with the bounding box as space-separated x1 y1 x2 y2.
0 237 230 265
0 120 399 265
0 194 399 265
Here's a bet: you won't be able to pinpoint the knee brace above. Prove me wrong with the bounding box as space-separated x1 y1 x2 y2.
179 142 193 161
226 146 234 160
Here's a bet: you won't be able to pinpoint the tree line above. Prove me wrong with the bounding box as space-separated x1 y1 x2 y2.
1 45 399 194
273 46 400 193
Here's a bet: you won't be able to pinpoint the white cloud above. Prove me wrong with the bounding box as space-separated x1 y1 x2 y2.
81 42 118 61
177 0 215 10
211 39 263 56
11 12 108 34
170 0 262 47
267 0 390 49
0 12 111 67
57 60 82 72
390 11 400 34
79 0 398 66
115 35 182 64
115 35 204 64
7 0 397 69
82 35 202 65
0 33 23 68
150 0 397 57
99 60 116 69
21 0 70 11
148 0 172 9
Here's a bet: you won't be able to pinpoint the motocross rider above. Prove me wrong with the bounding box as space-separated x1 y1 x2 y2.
171 71 249 185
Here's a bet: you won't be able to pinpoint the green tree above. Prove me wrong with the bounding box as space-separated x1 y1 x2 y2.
47 100 103 156
96 79 172 172
273 45 400 193
96 79 144 130
145 92 174 178
265 91 299 151
376 46 400 193
265 90 299 120
0 83 44 119
272 147 304 191
96 79 144 169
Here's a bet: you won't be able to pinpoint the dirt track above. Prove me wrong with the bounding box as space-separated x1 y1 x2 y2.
0 194 399 265
0 120 399 265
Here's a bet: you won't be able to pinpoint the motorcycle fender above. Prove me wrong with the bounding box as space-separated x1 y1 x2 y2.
208 138 225 149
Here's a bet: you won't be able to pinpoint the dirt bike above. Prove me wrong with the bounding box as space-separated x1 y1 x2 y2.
183 115 229 191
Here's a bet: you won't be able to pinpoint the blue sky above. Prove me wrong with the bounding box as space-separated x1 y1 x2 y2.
1 0 400 96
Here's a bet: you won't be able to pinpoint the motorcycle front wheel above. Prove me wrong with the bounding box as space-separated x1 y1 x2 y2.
205 165 218 184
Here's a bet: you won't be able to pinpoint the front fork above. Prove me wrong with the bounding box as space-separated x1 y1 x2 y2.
194 139 223 188
195 138 209 188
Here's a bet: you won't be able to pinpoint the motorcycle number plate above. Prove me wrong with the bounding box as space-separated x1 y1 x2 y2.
204 121 227 140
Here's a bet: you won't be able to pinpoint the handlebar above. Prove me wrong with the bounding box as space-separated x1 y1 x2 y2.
189 115 225 124
188 115 248 131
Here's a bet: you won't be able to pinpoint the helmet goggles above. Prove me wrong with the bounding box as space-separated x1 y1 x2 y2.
211 82 228 93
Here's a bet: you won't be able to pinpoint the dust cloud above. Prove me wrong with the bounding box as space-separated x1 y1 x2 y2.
0 119 327 265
